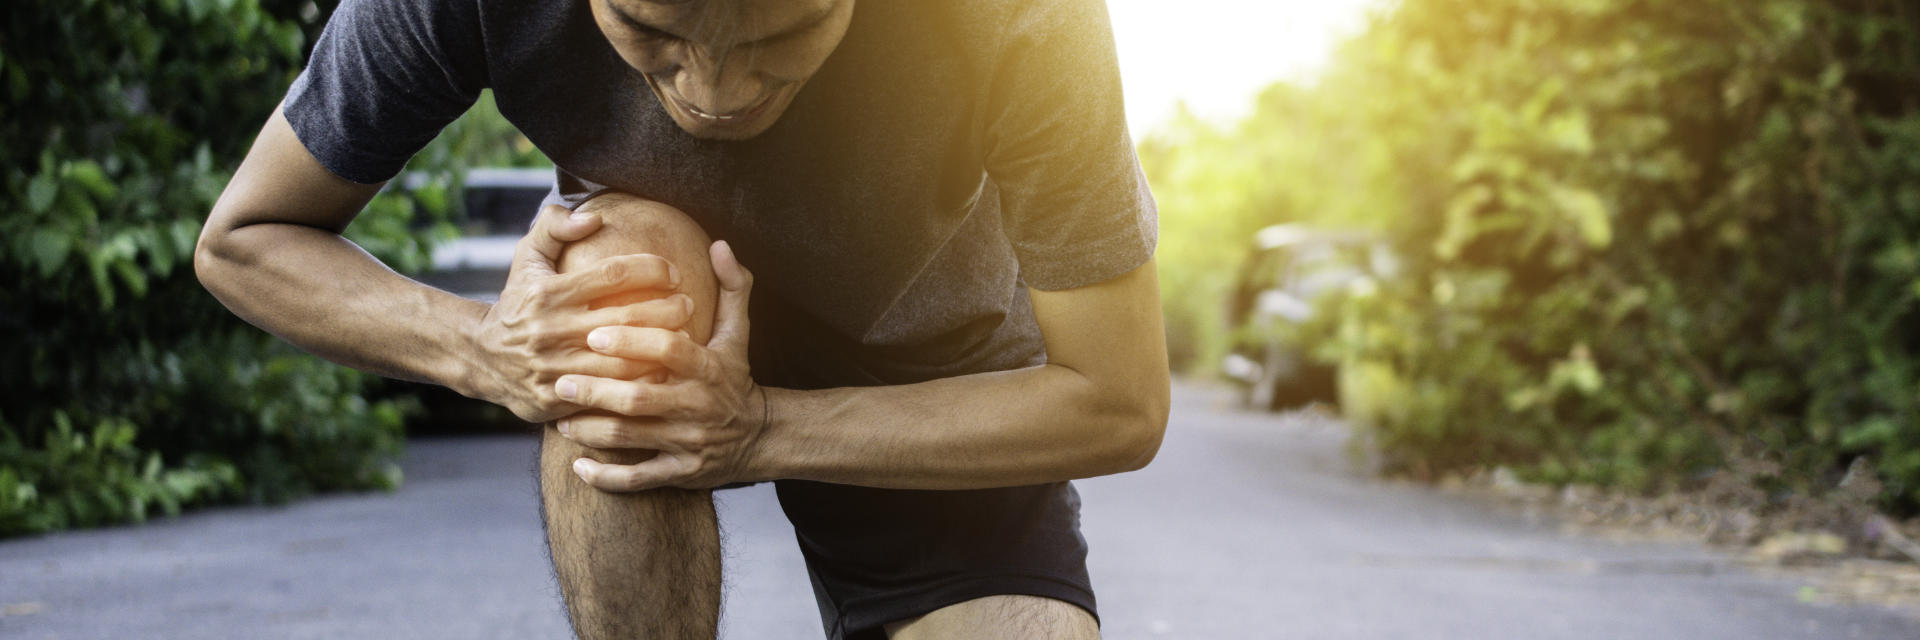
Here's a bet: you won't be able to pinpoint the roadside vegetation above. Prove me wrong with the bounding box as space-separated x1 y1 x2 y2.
0 0 540 536
1150 0 1920 524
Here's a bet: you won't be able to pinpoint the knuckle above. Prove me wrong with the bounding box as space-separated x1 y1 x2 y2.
630 331 665 359
622 386 651 415
599 422 635 448
524 281 556 306
612 359 649 380
684 458 711 480
599 259 630 284
588 428 624 449
610 468 643 492
666 336 696 365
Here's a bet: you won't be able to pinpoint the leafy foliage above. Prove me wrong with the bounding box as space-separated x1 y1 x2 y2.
1151 0 1920 510
0 0 502 536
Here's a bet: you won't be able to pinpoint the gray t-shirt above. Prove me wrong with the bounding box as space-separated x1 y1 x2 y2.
284 0 1157 388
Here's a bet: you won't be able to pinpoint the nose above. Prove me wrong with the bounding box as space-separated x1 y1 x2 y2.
672 48 765 116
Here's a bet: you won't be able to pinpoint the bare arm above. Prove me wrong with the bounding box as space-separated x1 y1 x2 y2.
559 254 1171 491
755 260 1169 488
196 108 689 421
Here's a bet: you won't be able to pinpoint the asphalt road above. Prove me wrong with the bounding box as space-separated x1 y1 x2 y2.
4 382 1917 639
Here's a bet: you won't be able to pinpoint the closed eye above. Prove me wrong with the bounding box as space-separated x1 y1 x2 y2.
609 4 684 42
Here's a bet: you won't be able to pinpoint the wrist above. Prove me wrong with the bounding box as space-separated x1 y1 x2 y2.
743 384 793 483
443 296 496 401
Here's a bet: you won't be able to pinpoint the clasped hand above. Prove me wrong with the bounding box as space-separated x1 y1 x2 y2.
475 205 763 492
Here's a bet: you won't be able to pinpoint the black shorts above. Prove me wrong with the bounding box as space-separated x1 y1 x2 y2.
767 479 1098 639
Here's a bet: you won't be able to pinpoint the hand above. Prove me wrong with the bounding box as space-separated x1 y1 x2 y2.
469 204 695 423
553 240 763 491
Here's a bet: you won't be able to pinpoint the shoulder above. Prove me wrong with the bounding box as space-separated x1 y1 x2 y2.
315 0 586 68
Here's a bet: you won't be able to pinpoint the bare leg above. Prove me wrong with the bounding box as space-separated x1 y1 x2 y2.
884 595 1100 640
540 193 721 639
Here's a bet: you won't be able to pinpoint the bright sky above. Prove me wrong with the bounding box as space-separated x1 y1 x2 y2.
1106 0 1384 137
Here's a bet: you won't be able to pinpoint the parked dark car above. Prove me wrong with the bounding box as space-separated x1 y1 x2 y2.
1222 224 1395 411
412 167 555 301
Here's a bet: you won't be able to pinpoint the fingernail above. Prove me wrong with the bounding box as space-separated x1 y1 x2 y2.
573 458 591 477
557 418 571 436
668 263 681 287
587 329 610 350
556 378 578 400
569 211 594 223
680 295 693 316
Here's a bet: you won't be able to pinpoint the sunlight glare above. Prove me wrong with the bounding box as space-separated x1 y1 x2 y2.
1107 0 1383 137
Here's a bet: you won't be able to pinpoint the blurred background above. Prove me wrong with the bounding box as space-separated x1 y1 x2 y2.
3 0 1919 632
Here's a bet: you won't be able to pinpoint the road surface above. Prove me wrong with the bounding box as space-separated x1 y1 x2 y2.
3 382 1916 638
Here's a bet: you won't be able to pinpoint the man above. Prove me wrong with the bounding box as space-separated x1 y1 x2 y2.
194 0 1168 638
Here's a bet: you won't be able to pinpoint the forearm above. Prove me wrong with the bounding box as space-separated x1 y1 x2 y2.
754 363 1167 490
196 221 488 394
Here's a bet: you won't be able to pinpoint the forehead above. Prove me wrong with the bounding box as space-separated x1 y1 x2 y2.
607 0 837 42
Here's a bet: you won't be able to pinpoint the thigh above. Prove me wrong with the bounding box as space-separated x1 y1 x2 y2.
884 595 1099 640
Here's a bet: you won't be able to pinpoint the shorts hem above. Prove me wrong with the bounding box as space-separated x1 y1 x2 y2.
834 571 1098 639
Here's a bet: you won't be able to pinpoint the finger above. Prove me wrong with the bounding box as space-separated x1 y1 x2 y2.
584 326 711 379
543 253 681 307
564 294 693 333
556 374 692 417
707 240 754 362
517 205 601 275
559 413 671 450
574 455 687 492
547 351 666 382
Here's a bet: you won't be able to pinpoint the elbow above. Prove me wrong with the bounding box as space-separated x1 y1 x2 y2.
1104 378 1170 474
193 217 250 306
1119 391 1170 472
192 224 227 296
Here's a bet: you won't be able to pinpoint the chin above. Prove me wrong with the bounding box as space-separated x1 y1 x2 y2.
674 115 781 140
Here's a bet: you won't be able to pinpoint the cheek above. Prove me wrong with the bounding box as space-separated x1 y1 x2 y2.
738 40 835 83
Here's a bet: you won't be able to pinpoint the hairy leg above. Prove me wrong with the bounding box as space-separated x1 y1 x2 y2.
540 193 721 639
884 595 1100 640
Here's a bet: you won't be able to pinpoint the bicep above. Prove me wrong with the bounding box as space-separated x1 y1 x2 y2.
1029 257 1170 407
203 106 383 242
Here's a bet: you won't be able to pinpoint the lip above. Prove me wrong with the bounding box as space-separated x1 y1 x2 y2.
660 83 778 125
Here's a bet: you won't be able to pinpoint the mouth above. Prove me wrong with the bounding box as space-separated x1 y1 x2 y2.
650 76 778 124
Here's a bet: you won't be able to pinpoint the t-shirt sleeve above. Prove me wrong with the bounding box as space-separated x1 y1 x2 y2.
984 0 1158 291
282 0 487 184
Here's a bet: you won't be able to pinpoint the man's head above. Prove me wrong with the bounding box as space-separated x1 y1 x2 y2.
592 0 855 140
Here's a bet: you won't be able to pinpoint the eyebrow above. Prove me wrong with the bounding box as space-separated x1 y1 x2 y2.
608 1 835 45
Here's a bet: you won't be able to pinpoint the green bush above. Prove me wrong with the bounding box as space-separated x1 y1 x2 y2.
0 0 496 536
1151 0 1920 510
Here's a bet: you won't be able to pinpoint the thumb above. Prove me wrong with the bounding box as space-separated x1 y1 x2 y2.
517 204 603 270
707 240 754 360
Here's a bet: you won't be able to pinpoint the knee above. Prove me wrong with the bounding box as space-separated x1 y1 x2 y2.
556 193 719 344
